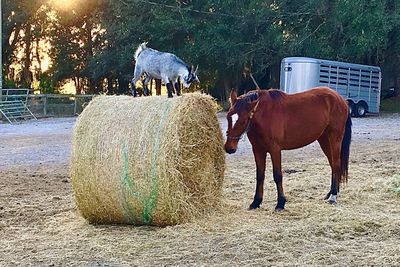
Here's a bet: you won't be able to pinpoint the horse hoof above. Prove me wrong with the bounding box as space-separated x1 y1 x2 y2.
248 204 260 210
327 194 337 205
274 208 285 212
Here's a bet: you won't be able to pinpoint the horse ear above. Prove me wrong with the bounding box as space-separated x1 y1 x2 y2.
194 65 198 73
229 89 237 106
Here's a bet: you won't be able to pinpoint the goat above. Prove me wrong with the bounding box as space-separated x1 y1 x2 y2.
131 43 199 97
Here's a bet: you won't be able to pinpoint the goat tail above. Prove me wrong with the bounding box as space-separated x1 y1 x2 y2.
134 42 148 60
339 113 352 184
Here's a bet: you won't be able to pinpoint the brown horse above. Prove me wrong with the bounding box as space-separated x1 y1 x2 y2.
225 86 352 211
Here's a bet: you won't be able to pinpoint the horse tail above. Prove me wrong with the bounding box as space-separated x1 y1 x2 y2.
339 112 352 183
134 42 148 60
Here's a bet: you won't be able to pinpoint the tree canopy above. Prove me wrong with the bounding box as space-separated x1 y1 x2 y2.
2 0 400 101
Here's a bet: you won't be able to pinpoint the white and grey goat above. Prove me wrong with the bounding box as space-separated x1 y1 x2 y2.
131 43 199 97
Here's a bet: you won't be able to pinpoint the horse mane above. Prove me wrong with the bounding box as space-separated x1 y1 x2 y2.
268 89 285 101
234 89 285 111
234 91 259 113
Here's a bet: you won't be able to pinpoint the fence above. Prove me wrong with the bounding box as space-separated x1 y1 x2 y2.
0 89 37 123
1 93 96 121
27 94 96 117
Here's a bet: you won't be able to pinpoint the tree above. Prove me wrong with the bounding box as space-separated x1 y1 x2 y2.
2 0 48 87
49 0 105 94
3 0 400 99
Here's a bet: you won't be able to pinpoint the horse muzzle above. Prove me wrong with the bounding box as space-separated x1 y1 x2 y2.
224 144 237 154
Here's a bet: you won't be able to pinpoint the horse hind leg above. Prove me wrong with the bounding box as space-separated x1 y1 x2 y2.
328 141 342 205
318 131 341 204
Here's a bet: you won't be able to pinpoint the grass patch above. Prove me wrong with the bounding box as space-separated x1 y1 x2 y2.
393 174 400 194
381 97 400 113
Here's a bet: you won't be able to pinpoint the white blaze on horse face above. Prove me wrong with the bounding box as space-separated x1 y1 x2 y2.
231 114 239 126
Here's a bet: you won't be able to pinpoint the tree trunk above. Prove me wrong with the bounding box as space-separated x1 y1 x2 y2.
118 77 129 95
76 77 82 95
155 79 162 95
21 24 33 88
385 0 400 96
35 39 42 81
107 77 114 95
3 23 22 78
222 77 233 110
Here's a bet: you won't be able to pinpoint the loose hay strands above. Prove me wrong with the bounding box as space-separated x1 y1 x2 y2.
70 93 225 226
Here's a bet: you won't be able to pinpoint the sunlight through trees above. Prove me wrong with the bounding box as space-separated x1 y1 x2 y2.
2 0 400 100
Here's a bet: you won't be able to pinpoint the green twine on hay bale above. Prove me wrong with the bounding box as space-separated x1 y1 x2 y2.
70 93 225 226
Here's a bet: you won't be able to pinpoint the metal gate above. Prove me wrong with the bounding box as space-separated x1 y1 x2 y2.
0 89 37 124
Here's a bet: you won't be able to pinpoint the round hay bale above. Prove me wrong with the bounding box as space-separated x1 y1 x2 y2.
70 93 225 226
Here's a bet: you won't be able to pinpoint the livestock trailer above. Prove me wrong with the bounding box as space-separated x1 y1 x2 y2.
280 57 382 116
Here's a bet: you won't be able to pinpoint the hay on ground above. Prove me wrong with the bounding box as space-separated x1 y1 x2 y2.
70 93 225 226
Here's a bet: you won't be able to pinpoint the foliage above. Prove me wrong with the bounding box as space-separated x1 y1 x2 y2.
381 97 400 113
38 73 56 94
3 0 400 103
2 79 18 89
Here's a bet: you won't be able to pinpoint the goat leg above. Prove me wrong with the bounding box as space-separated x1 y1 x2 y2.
131 80 137 97
166 83 174 98
143 85 150 96
175 82 181 96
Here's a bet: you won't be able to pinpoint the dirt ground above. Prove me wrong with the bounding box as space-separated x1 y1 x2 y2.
0 113 399 266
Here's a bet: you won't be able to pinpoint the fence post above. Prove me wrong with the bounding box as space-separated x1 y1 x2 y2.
43 95 47 116
74 95 77 115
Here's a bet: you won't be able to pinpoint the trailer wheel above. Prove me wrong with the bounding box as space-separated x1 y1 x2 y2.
354 102 367 117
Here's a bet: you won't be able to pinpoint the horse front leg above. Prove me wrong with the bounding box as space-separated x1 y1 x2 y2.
249 149 267 210
270 149 286 211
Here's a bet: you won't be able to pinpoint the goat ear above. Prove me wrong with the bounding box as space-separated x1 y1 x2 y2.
229 89 237 106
